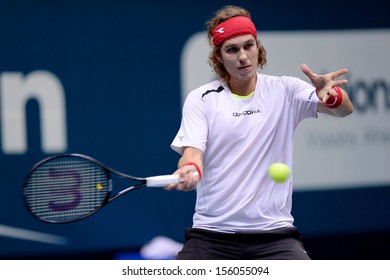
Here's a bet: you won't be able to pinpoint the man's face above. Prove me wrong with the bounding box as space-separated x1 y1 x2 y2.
219 34 258 84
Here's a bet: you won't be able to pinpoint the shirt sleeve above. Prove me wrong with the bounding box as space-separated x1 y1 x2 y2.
282 76 319 127
170 90 208 155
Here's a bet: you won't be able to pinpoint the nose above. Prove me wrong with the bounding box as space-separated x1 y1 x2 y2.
238 48 248 62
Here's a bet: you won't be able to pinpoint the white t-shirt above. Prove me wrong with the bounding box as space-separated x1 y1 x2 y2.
171 72 318 233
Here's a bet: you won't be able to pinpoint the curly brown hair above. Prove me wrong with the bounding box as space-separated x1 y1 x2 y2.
205 5 267 82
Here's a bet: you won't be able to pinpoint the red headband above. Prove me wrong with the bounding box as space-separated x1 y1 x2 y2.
212 16 257 47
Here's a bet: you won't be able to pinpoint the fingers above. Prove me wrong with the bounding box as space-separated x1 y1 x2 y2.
177 171 199 191
332 78 348 87
302 64 348 82
300 64 314 78
301 64 323 89
164 183 177 191
302 64 348 80
302 64 349 99
329 68 349 79
321 90 332 103
164 167 200 192
318 86 338 102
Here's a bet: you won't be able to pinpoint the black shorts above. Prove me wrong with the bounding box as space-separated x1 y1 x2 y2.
176 227 310 260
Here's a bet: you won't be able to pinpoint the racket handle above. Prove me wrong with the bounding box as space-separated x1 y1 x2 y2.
145 174 180 187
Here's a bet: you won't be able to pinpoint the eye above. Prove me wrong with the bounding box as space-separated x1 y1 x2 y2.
225 46 239 53
244 42 255 50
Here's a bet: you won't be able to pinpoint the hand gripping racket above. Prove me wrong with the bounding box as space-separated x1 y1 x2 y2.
23 153 179 223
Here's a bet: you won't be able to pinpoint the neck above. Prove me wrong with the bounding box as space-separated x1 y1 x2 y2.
228 74 257 96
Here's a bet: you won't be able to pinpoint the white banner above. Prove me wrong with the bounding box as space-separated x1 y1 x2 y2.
0 260 389 279
181 29 390 191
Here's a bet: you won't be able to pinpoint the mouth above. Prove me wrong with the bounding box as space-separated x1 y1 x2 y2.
238 65 251 71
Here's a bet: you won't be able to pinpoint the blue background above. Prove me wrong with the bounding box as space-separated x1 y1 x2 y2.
1 0 389 259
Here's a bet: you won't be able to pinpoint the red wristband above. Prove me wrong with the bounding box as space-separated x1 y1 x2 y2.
316 86 343 109
183 162 202 180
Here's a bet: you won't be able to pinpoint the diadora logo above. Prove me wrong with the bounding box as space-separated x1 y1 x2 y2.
216 27 224 34
232 108 261 117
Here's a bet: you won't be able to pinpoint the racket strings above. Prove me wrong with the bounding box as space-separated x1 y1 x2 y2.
25 157 110 223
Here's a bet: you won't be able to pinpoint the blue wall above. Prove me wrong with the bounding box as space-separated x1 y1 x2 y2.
1 0 389 259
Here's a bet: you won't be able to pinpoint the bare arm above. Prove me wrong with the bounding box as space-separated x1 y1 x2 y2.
165 147 204 191
301 64 354 117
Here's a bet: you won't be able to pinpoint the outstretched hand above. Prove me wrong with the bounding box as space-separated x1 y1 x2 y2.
301 64 349 103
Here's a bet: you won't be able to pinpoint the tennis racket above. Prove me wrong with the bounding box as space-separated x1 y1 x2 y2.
23 153 179 224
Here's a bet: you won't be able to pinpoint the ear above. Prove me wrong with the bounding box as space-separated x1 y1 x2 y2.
216 54 223 64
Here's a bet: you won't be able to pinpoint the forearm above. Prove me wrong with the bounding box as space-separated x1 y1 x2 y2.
333 88 354 117
178 147 203 171
165 147 203 192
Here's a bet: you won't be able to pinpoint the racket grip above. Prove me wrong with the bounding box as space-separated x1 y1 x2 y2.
146 174 180 187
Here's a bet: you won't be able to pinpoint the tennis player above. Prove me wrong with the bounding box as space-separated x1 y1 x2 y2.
166 5 354 259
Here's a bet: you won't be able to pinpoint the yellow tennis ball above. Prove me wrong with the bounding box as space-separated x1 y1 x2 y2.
268 163 291 183
96 183 103 190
